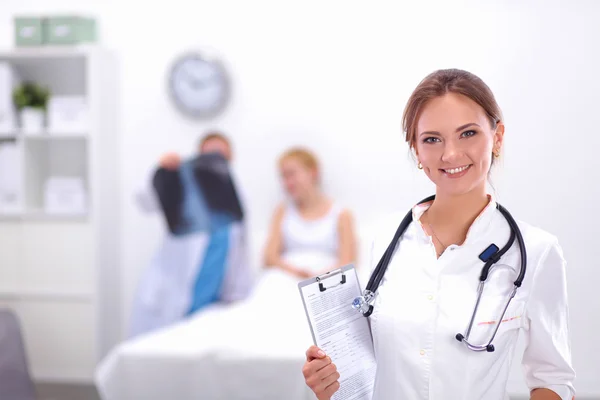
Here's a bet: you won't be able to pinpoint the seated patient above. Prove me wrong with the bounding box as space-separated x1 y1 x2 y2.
263 147 357 279
129 132 252 338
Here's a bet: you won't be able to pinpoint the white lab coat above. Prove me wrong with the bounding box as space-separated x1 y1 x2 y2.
367 195 575 400
129 166 254 338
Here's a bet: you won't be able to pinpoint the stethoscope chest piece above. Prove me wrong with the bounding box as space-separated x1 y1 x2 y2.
352 290 375 317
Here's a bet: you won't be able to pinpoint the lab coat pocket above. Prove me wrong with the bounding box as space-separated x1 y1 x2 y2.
467 295 525 345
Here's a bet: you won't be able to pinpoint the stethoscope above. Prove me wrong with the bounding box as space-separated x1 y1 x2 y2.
352 195 527 352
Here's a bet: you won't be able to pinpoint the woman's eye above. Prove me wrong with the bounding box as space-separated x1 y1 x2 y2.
423 137 440 144
462 130 477 138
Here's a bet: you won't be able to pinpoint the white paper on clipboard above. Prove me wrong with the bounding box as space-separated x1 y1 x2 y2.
298 264 376 400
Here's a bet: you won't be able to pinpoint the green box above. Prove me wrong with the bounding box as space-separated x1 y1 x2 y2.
14 17 44 46
44 16 96 45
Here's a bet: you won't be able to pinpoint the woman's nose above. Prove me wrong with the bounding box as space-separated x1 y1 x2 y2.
441 141 461 162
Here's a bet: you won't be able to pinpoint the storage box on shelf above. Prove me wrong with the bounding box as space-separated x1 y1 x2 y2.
47 96 88 133
44 16 97 46
14 15 97 47
24 135 88 216
14 17 44 47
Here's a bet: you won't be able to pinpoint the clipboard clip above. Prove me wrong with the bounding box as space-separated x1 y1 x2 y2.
316 269 347 292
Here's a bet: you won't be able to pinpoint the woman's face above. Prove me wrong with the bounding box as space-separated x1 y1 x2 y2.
280 157 317 201
414 92 504 197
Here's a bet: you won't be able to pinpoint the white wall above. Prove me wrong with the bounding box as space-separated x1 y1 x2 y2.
1 0 599 396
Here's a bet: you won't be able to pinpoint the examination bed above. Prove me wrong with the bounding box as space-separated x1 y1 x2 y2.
95 245 373 400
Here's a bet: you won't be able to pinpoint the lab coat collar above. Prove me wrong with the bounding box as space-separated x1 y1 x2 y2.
411 194 497 247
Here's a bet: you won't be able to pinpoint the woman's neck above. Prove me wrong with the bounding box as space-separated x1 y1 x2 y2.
426 186 490 229
295 190 326 211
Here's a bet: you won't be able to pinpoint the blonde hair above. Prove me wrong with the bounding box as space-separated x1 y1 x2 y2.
278 147 320 175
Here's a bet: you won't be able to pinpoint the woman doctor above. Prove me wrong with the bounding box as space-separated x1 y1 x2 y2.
302 69 575 400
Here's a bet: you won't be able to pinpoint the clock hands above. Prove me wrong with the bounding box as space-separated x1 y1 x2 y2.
182 69 215 91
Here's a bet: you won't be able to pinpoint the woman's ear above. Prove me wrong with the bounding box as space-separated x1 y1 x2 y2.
312 168 320 184
494 121 505 152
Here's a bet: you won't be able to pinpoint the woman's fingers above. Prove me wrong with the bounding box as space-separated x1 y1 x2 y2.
315 366 340 394
305 346 327 362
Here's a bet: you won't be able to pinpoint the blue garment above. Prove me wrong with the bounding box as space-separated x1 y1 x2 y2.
186 224 230 315
178 159 236 315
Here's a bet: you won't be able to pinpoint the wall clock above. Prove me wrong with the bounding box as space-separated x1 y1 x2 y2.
167 51 230 119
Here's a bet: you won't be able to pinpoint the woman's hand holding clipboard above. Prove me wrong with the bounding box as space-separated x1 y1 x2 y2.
298 264 376 400
303 345 341 399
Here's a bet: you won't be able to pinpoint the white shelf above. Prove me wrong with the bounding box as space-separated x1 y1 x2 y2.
24 131 88 139
0 131 87 138
0 45 97 61
0 210 88 221
0 286 92 302
2 49 88 97
0 208 23 218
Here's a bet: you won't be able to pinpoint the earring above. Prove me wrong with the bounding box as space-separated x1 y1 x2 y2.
493 151 500 158
418 162 423 169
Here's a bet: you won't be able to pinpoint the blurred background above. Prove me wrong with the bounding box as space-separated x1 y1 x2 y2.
0 0 598 399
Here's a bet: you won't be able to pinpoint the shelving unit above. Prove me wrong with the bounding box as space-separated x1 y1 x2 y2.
0 46 91 219
0 45 120 383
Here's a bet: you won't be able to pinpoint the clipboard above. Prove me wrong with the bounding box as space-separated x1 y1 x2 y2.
298 264 376 400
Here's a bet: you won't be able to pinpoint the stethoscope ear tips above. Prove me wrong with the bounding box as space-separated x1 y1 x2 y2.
486 345 495 352
455 333 464 342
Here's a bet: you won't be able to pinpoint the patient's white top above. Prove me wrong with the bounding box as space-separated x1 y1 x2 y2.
281 201 341 273
368 195 575 400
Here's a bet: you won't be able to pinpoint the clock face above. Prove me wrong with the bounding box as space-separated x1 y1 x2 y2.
168 53 230 119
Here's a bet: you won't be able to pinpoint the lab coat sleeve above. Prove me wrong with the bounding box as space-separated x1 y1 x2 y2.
521 239 575 400
134 167 161 213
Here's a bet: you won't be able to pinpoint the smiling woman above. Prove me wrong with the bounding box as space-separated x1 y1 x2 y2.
301 69 575 400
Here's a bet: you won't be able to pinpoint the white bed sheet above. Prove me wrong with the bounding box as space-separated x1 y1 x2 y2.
95 268 320 400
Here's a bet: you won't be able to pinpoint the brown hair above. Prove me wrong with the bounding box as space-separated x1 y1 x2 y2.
198 131 232 159
402 69 503 150
278 147 320 174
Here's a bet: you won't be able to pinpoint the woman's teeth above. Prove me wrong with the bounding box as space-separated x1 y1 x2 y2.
444 165 470 174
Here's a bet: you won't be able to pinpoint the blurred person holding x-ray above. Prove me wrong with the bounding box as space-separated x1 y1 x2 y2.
130 131 253 338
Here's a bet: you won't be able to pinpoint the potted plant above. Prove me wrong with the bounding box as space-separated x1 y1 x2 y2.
12 81 50 134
